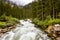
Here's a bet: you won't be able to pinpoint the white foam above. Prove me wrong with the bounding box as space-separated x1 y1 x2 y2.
0 19 51 40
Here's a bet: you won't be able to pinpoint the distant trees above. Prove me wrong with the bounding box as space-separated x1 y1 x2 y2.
0 0 23 19
23 0 60 20
0 0 60 20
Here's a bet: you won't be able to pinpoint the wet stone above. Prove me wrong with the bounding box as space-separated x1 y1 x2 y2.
56 37 60 40
45 24 60 40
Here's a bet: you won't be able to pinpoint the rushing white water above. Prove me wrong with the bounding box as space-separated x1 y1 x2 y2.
0 19 51 40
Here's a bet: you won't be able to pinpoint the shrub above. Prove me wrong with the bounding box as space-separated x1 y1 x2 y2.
32 17 60 30
46 19 60 26
0 22 6 28
0 14 19 28
37 21 47 29
32 18 47 29
32 18 40 24
46 19 53 25
0 14 8 22
9 18 19 23
52 19 60 24
46 15 52 20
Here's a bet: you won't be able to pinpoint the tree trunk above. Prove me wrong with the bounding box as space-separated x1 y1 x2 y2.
53 7 55 19
41 0 44 20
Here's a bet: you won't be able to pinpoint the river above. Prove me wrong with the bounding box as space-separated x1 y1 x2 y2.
0 19 51 40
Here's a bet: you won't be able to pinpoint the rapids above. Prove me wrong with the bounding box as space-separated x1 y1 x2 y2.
0 19 51 40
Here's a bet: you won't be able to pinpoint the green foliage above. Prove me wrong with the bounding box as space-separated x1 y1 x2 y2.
0 0 60 20
7 15 19 23
0 14 19 28
32 16 60 30
46 15 52 20
23 0 60 19
46 19 53 25
32 18 40 24
37 21 47 29
0 14 7 21
0 22 6 28
0 0 23 19
0 0 60 29
52 19 60 24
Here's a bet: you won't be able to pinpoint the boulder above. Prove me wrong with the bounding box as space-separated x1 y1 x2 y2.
45 24 60 40
45 26 53 34
56 37 60 40
53 24 60 32
1 29 7 33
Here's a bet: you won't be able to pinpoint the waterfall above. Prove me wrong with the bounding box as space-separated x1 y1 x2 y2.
0 19 51 40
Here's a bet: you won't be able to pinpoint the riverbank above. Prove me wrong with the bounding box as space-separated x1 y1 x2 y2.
0 15 19 36
0 23 20 37
45 24 60 40
32 18 60 40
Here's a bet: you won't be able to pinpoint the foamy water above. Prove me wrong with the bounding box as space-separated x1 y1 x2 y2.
0 19 51 40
